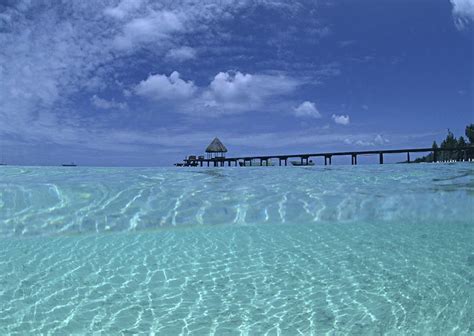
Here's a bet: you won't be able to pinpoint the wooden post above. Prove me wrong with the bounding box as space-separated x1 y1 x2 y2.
433 150 437 163
352 154 357 165
379 153 384 164
324 156 327 165
329 156 332 165
407 152 410 163
301 157 304 165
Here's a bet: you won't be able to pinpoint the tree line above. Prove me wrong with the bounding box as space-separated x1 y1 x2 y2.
413 124 474 163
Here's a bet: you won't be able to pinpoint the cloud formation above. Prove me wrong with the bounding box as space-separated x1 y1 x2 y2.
171 71 301 116
332 114 350 125
91 95 127 110
450 0 474 29
165 46 197 62
0 0 333 159
293 101 321 118
112 10 185 50
344 134 389 147
135 71 196 101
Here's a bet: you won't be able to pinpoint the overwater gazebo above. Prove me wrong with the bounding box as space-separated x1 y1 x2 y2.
205 137 228 159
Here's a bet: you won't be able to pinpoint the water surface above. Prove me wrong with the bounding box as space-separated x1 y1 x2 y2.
0 164 473 334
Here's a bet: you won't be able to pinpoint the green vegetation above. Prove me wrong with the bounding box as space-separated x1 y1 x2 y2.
412 124 474 163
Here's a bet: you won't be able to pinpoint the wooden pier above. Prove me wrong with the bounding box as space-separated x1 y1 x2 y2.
181 146 473 167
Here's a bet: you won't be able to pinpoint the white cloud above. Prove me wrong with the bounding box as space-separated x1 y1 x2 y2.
450 0 474 29
210 71 297 101
293 101 321 118
130 70 300 115
91 95 127 110
165 46 197 62
209 72 254 101
112 10 185 50
195 71 300 115
332 114 350 125
134 71 196 101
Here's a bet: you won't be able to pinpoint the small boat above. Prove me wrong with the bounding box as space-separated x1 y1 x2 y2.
291 160 315 166
62 163 77 167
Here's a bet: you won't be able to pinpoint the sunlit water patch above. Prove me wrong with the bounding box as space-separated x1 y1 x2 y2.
0 164 473 334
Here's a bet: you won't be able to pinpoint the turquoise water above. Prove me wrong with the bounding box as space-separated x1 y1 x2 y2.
0 164 473 334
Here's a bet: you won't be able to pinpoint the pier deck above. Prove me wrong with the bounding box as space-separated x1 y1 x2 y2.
180 146 473 167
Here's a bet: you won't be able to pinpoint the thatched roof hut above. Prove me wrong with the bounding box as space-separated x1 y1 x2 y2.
206 137 227 153
205 137 227 158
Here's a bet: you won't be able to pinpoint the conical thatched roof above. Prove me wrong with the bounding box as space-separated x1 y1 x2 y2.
205 137 228 153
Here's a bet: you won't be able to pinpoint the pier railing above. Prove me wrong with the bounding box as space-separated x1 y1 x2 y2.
179 146 474 167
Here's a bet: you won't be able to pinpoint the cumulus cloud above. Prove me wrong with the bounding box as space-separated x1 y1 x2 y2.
293 101 321 118
196 71 300 115
134 71 196 101
131 70 300 115
91 95 127 110
210 72 297 101
165 46 197 62
332 114 350 125
450 0 474 29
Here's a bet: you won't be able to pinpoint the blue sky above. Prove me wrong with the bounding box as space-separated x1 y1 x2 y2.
0 0 473 166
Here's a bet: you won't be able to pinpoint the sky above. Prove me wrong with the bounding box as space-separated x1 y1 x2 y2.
0 0 473 166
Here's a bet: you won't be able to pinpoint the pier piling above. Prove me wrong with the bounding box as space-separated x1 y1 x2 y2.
351 154 357 165
324 155 332 165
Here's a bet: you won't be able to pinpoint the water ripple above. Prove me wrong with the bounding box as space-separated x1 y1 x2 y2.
0 164 473 237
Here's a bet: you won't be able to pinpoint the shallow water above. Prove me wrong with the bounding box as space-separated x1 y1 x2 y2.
0 164 473 334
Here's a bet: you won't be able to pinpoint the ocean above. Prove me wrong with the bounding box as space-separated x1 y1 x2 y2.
0 164 472 334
